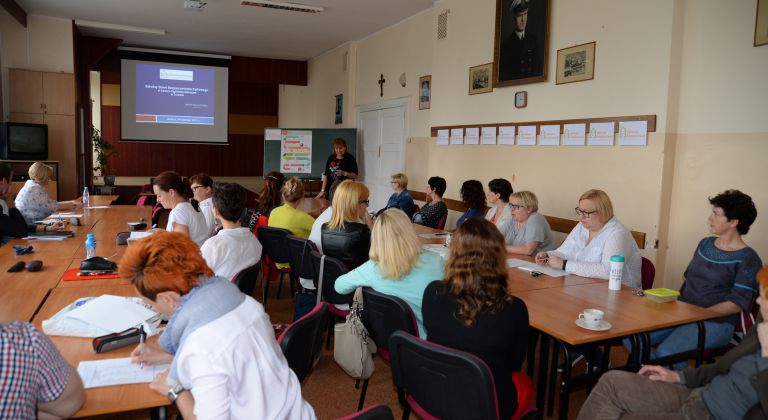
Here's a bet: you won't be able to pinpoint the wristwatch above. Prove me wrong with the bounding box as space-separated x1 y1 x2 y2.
168 382 186 403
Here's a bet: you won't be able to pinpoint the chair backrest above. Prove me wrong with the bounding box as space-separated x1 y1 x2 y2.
388 331 499 420
310 251 354 305
154 206 170 229
287 235 318 280
361 287 418 360
641 257 656 290
336 404 395 420
436 213 447 230
232 263 261 296
278 302 329 382
257 226 293 266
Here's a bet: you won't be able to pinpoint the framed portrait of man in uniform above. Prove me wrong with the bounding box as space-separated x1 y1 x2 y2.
493 0 550 87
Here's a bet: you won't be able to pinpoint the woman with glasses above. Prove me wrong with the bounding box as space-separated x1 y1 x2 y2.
535 189 641 287
505 190 555 255
485 178 514 238
189 173 216 235
385 173 415 218
321 180 373 270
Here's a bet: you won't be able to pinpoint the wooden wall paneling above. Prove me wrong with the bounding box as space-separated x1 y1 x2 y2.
9 113 44 124
46 114 77 199
43 73 75 115
9 69 43 114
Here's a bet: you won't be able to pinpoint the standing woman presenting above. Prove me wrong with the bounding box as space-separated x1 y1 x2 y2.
316 138 358 200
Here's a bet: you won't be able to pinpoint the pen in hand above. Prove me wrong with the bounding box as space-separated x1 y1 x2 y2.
139 325 145 369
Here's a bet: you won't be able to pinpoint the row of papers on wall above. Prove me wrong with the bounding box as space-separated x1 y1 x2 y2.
435 121 647 146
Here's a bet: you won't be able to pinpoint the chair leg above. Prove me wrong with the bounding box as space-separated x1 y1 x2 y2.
326 315 334 350
276 272 284 299
263 266 272 310
401 404 411 420
357 378 369 411
355 379 360 389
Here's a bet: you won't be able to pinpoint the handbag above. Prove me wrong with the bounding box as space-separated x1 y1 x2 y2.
333 287 377 379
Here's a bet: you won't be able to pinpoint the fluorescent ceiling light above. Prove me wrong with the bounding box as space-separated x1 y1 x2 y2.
241 1 325 13
75 20 166 36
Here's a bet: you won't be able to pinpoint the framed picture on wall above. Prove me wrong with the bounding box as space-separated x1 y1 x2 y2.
493 0 550 87
468 63 493 95
555 42 596 85
335 94 343 124
756 0 768 46
419 75 431 110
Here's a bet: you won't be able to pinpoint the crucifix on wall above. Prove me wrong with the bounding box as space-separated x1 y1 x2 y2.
378 74 385 97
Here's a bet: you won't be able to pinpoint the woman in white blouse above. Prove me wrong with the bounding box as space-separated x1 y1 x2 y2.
535 189 641 287
189 173 217 236
485 178 514 238
153 171 212 246
123 231 315 419
15 162 81 223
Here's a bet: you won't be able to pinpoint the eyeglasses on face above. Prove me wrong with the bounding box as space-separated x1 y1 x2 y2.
510 204 526 210
574 207 599 218
359 200 370 206
191 185 204 191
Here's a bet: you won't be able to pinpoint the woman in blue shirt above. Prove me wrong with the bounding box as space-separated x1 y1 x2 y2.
384 173 415 218
456 179 486 228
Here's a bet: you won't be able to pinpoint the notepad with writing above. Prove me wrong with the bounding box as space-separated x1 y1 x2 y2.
507 258 567 277
77 357 170 388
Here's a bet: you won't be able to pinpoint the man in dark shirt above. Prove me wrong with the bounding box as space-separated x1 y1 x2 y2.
498 0 542 81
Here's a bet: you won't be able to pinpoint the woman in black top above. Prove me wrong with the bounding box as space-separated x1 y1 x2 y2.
316 138 358 200
412 176 448 229
422 218 529 419
321 180 372 270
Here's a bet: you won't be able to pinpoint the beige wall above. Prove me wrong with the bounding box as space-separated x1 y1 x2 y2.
280 0 768 288
0 13 74 120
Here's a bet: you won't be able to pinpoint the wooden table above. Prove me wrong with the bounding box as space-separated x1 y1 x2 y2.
0 257 72 322
32 284 169 418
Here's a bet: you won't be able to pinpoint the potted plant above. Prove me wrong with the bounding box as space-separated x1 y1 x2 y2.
92 126 118 186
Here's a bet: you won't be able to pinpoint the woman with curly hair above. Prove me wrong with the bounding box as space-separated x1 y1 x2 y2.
422 218 529 419
456 179 486 228
123 231 315 419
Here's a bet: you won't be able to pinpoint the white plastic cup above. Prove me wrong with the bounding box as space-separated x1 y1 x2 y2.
609 255 624 291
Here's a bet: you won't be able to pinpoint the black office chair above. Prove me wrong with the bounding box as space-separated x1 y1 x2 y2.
278 302 329 382
355 288 419 410
232 263 261 297
286 235 317 283
310 251 353 349
257 226 295 309
388 331 499 420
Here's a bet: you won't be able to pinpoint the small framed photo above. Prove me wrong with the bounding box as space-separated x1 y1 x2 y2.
334 94 343 124
419 75 432 110
555 41 596 85
756 0 768 46
468 63 493 95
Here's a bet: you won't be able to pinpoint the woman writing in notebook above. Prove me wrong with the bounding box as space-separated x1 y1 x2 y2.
123 231 315 419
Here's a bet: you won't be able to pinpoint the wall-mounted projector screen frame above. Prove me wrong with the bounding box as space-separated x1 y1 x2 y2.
120 48 230 144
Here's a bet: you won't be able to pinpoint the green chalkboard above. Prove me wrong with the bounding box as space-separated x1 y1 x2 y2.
263 128 358 179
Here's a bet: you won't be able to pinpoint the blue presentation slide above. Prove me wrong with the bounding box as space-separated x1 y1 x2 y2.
135 64 215 125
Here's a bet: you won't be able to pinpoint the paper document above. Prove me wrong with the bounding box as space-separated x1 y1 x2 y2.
507 258 567 277
24 236 66 241
78 357 170 389
418 233 448 239
64 295 158 333
51 213 82 218
422 244 449 259
129 231 154 240
85 205 110 209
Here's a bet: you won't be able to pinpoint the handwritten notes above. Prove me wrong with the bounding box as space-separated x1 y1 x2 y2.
78 357 171 388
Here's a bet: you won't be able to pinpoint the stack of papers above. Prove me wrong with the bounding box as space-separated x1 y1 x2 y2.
507 258 567 277
42 295 159 338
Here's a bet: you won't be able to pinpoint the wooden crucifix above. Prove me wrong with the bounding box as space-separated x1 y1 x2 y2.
378 74 385 97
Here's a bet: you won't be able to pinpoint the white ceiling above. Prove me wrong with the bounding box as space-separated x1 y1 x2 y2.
17 0 434 60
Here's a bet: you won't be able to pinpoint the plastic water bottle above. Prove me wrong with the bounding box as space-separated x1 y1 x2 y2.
609 255 624 291
82 187 90 208
85 233 96 259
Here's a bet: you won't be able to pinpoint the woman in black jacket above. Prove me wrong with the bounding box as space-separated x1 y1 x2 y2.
321 180 372 270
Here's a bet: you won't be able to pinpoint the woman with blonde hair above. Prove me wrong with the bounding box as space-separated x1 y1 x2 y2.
16 162 81 222
535 189 641 287
122 231 315 419
422 218 529 419
505 190 555 255
335 208 444 337
267 176 315 239
321 180 372 270
384 173 415 218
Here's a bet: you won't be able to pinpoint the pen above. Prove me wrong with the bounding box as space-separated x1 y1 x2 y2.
139 325 145 369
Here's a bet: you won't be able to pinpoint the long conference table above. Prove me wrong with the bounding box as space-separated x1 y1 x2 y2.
0 202 717 419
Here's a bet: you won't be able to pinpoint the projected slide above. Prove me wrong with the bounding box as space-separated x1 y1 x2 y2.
135 64 215 125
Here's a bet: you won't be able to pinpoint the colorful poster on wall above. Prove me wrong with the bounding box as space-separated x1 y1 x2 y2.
280 130 312 173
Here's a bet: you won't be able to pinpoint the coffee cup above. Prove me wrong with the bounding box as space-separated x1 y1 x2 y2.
578 309 604 328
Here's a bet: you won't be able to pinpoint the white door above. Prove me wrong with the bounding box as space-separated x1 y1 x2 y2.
358 100 406 211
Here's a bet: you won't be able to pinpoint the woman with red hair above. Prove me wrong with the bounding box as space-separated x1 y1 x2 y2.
121 231 315 419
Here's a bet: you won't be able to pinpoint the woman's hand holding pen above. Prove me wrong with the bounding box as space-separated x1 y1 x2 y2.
130 344 173 366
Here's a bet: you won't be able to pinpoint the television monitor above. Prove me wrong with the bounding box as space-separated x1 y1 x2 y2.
0 122 48 160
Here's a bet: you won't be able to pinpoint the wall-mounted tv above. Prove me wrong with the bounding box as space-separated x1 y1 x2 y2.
0 123 48 160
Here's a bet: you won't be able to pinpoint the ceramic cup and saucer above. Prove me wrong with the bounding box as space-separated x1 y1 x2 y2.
575 308 612 331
